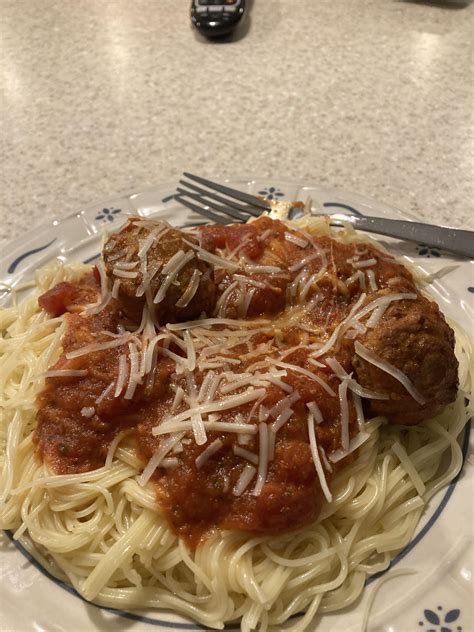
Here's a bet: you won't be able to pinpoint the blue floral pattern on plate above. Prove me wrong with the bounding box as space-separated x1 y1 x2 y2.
416 243 441 258
95 207 122 223
258 186 285 200
418 605 462 631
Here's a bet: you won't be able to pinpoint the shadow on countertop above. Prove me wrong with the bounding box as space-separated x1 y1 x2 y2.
397 0 472 9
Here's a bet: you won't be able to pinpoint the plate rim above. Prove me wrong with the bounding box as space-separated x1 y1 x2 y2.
2 176 419 267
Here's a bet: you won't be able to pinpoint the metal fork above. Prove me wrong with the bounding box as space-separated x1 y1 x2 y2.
176 173 474 259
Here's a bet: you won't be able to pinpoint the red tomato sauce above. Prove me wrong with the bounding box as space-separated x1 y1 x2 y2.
34 219 419 547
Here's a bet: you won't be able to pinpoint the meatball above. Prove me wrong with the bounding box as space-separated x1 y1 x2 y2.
352 294 458 424
200 218 290 318
103 218 216 324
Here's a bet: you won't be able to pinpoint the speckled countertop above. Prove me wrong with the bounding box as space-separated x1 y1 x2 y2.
1 0 473 249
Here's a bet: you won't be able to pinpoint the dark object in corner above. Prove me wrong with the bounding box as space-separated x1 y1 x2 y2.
191 0 246 38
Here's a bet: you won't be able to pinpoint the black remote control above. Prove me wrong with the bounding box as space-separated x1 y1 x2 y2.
191 0 246 38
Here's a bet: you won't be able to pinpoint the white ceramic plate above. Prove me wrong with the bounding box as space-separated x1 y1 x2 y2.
1 179 473 632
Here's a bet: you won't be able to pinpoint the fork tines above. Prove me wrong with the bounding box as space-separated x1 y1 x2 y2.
176 173 271 224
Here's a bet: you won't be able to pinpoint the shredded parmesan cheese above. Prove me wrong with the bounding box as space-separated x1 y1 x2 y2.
80 406 95 418
311 292 367 359
137 224 169 259
253 423 269 496
95 382 114 405
111 279 121 299
175 269 202 308
244 264 282 274
215 281 239 317
306 401 323 424
365 304 385 329
329 431 370 463
351 391 365 429
153 419 259 437
138 433 185 486
272 407 294 433
352 293 417 324
183 238 239 271
324 357 389 400
338 379 350 451
124 342 141 399
166 317 271 331
288 252 321 272
267 391 301 419
346 270 366 290
233 464 256 496
153 250 195 304
233 445 259 465
270 360 336 397
351 258 377 269
65 336 131 360
113 269 138 279
43 369 88 378
284 232 308 248
366 269 378 291
195 439 224 469
154 388 267 429
114 354 128 398
307 413 332 502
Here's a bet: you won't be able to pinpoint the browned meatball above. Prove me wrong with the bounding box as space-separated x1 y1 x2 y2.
352 294 458 424
103 218 216 324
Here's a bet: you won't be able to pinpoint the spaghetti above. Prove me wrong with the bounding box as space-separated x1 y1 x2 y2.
0 215 472 631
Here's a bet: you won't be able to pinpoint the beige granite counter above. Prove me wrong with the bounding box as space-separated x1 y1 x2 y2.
1 0 473 248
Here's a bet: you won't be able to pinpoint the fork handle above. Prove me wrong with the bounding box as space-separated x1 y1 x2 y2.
348 216 474 259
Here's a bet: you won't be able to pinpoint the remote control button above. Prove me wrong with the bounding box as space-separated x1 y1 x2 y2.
224 5 236 12
195 6 208 12
208 5 223 12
